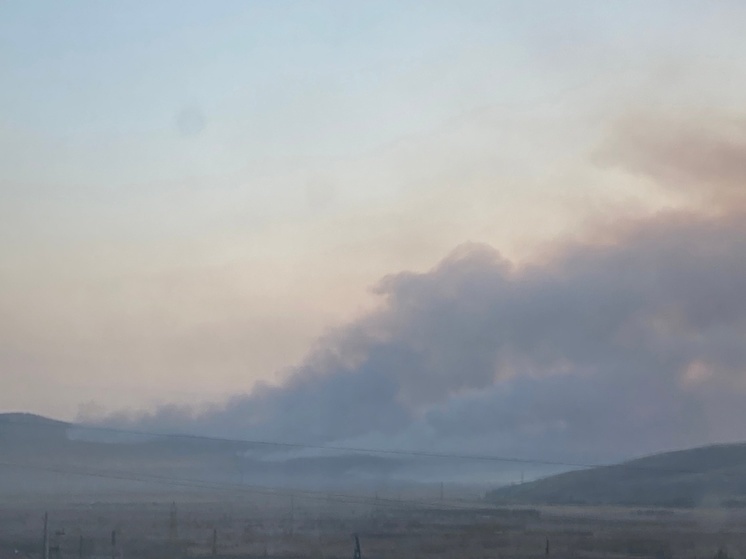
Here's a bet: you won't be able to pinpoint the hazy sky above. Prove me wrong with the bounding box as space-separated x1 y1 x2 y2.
2 0 746 447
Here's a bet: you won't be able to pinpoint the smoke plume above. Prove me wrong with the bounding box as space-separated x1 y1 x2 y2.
91 110 746 465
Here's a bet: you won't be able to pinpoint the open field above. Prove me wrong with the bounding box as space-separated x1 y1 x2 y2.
3 492 746 559
5 417 746 558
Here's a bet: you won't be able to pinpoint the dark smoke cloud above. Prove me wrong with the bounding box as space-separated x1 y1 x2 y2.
90 112 746 465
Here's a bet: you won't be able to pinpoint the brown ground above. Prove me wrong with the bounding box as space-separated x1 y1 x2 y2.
2 490 746 559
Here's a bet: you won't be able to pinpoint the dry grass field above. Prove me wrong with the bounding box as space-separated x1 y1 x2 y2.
2 491 746 559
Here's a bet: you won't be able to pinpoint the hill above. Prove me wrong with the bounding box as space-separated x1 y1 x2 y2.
0 412 68 426
0 413 428 498
487 443 746 508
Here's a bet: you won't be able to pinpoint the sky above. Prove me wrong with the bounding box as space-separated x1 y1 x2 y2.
3 1 746 463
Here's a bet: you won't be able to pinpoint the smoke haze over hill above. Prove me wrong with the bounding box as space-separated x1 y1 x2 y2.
3 3 746 483
83 112 746 467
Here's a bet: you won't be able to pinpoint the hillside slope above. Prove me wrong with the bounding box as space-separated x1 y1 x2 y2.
487 443 746 508
0 413 414 497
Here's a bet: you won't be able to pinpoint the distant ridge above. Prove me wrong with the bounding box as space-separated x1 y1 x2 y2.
487 442 746 508
0 411 413 496
0 412 69 426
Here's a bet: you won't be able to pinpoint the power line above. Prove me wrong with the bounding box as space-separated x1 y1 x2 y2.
0 460 473 513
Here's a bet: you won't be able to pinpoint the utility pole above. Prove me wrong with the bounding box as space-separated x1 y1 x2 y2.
111 529 117 559
439 482 444 502
169 502 178 542
353 534 361 559
42 512 50 559
289 495 295 538
211 528 217 556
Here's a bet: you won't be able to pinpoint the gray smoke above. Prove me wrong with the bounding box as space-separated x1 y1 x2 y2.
92 110 746 465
